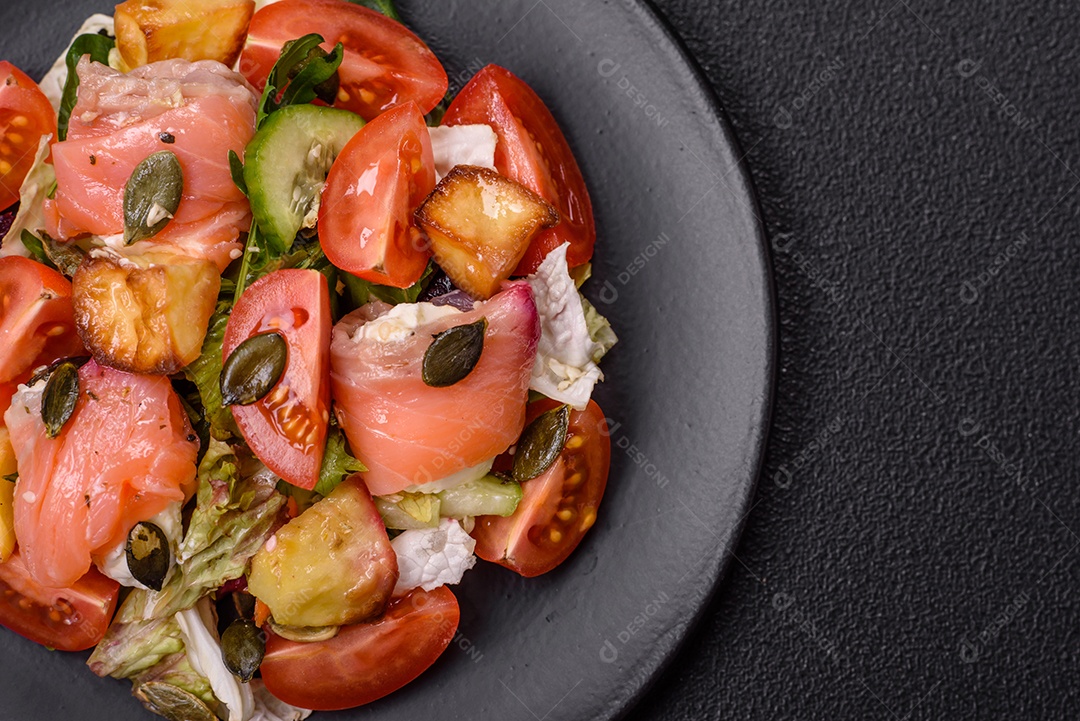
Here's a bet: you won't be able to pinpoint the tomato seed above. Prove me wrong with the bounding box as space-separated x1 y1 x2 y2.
7 132 23 145
549 529 563 544
565 473 583 489
557 509 574 522
0 161 11 175
581 509 597 531
48 609 62 623
10 115 28 128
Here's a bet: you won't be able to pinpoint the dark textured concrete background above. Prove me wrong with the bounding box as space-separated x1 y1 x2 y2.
628 1 1080 718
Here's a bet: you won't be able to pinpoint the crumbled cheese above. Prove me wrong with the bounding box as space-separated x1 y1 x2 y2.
357 302 465 344
144 202 175 227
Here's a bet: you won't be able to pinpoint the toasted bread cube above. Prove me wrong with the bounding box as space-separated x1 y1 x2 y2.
415 165 559 299
72 252 220 375
115 0 255 69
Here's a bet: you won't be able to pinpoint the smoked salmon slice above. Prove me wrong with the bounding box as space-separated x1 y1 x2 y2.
331 282 540 496
4 360 198 588
45 58 257 271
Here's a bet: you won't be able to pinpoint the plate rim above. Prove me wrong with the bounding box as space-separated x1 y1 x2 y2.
608 0 776 716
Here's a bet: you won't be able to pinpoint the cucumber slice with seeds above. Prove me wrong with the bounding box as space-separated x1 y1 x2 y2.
244 104 365 251
437 475 523 519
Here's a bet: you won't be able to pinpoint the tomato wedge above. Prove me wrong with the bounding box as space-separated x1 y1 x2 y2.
0 62 55 212
318 101 435 288
443 65 595 274
260 585 459 710
239 0 448 121
0 548 119 652
0 256 84 384
473 399 611 577
223 269 331 490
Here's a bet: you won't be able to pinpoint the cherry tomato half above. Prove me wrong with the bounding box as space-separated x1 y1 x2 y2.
318 101 435 288
443 64 595 274
224 269 331 490
239 0 448 121
0 62 55 212
0 256 84 384
0 548 119 652
473 398 611 577
260 585 459 710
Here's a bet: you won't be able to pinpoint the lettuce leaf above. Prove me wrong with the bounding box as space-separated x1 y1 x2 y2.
116 440 285 623
314 425 366 497
88 614 184 680
580 295 618 363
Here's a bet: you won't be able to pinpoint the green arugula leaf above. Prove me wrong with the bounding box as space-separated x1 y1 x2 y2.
256 34 344 128
340 261 437 308
346 0 401 20
227 150 248 196
20 230 51 267
58 34 115 141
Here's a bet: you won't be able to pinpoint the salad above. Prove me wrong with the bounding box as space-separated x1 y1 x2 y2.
0 0 617 718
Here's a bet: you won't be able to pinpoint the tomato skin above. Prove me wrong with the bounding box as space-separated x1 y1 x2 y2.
261 585 459 710
473 399 611 577
318 101 435 288
239 0 448 121
0 256 84 384
0 548 119 652
0 62 56 212
443 65 595 274
224 269 331 490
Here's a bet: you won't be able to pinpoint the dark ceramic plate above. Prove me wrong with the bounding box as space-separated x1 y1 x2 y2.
0 0 773 719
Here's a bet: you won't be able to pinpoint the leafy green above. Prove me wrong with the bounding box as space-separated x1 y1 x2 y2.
347 0 401 20
315 425 366 496
581 295 618 363
20 231 50 267
115 440 285 622
58 34 115 141
227 150 248 196
3 138 54 254
88 615 185 680
184 301 239 441
341 260 437 308
425 90 453 127
134 654 217 708
256 34 344 128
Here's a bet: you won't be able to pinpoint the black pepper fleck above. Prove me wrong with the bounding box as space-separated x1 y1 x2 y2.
89 155 97 165
159 132 176 144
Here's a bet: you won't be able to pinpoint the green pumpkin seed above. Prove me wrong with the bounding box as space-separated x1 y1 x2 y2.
221 619 265 683
220 332 287 406
267 619 340 643
135 682 217 721
513 404 570 482
124 151 184 244
41 361 80 438
422 318 487 388
126 521 171 592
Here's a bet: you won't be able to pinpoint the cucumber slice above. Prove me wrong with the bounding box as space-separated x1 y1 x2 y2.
244 104 365 251
375 492 441 531
438 475 523 519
